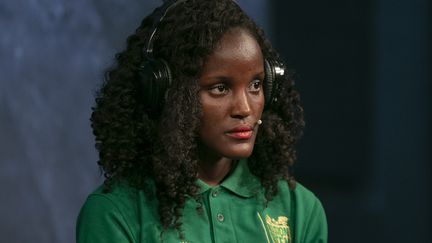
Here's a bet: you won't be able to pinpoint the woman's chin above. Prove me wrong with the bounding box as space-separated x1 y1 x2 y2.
224 145 255 159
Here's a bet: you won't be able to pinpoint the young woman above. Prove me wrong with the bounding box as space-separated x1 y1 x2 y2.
76 0 327 242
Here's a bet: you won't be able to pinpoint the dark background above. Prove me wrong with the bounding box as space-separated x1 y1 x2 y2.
0 0 430 242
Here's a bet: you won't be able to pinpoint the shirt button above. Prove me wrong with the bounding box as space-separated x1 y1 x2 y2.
211 190 219 197
217 213 225 222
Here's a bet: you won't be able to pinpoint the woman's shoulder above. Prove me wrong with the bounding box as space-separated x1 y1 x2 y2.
292 182 322 208
76 182 158 243
77 183 142 220
86 183 140 202
79 182 156 216
275 179 321 203
277 180 326 217
76 184 136 242
276 180 328 243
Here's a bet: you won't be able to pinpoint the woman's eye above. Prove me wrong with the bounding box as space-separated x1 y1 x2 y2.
249 80 262 92
208 84 229 95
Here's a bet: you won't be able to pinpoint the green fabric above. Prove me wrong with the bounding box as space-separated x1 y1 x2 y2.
76 160 327 243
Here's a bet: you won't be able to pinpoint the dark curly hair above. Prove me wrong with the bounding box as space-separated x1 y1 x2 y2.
91 0 304 233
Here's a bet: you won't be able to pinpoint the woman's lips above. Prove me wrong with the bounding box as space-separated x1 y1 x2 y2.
225 126 253 139
226 131 253 139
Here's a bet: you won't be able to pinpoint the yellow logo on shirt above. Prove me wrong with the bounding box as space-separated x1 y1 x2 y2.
266 215 291 243
257 213 292 243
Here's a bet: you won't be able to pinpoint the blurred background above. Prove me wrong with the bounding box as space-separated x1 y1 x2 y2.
0 0 430 242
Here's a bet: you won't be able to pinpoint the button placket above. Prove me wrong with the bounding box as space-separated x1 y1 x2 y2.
207 187 236 243
209 188 225 223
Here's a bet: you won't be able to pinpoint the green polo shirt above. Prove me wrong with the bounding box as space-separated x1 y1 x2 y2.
76 160 327 243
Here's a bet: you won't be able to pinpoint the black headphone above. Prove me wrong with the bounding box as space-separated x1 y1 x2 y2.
138 0 287 117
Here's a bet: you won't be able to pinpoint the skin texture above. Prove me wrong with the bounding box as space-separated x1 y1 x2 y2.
198 28 265 185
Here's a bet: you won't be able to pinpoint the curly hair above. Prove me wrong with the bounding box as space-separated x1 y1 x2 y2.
91 0 304 233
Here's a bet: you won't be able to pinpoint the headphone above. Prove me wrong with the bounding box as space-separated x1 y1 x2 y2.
138 0 287 117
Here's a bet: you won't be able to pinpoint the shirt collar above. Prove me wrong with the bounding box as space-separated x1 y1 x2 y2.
196 159 261 198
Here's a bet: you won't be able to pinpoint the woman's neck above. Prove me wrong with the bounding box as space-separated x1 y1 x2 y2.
197 157 235 186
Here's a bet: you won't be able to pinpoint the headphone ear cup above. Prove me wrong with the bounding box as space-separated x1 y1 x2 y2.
264 58 286 109
138 58 172 117
264 59 275 108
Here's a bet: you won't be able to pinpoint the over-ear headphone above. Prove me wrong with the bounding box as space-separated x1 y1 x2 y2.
138 0 287 117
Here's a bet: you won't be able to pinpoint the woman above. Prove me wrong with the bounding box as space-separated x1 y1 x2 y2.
76 0 327 242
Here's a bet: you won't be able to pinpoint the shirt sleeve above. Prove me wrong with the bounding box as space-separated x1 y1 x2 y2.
76 194 135 243
302 199 328 243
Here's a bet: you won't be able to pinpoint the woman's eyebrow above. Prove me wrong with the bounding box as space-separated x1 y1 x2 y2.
205 70 265 80
206 75 231 81
255 71 265 77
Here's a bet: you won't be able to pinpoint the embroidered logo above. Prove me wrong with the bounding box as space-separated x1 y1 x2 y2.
257 213 292 243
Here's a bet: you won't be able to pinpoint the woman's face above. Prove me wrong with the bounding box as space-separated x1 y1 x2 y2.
198 28 265 160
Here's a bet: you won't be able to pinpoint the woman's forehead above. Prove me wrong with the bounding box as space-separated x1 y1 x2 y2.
213 28 261 59
200 29 263 78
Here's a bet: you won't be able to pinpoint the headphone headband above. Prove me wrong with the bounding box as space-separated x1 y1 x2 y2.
145 0 187 57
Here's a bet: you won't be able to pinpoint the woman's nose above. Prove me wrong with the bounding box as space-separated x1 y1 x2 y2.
230 90 251 119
